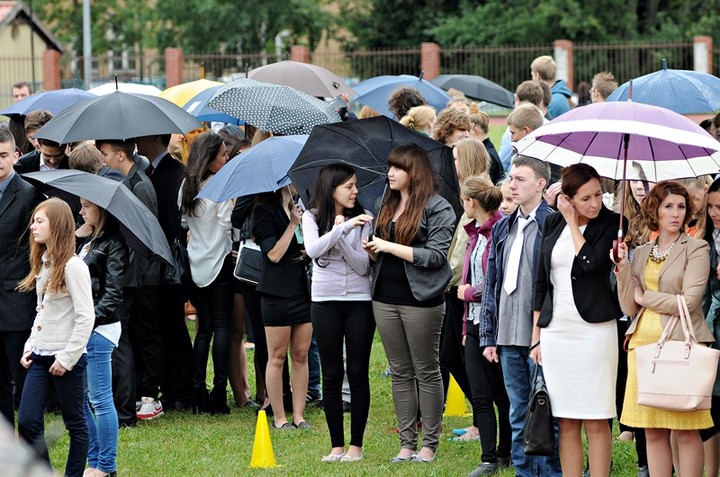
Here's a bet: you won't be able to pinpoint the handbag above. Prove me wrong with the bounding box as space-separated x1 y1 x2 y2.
164 238 191 288
635 294 720 411
522 364 555 456
234 239 263 285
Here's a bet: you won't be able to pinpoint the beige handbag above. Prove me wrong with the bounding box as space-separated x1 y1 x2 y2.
635 295 720 411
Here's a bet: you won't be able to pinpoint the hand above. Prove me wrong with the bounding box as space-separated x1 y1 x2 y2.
556 194 576 225
49 358 67 376
546 182 563 207
457 284 470 301
529 344 542 366
231 249 238 263
289 203 303 226
20 352 32 369
716 261 720 280
611 241 628 270
364 236 393 254
462 335 466 347
483 346 499 363
349 214 373 228
340 93 350 105
361 238 377 261
334 215 345 226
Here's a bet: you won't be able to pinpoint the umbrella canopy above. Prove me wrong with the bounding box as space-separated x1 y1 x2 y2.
206 78 341 135
248 60 355 98
21 170 173 264
606 60 720 114
352 75 451 119
197 135 309 202
159 79 223 107
514 101 720 182
88 82 162 96
0 88 96 117
288 116 461 217
430 74 515 109
183 85 243 125
35 91 203 143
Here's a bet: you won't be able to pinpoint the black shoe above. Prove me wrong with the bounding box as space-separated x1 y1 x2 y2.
209 389 231 415
498 456 511 468
468 462 498 477
257 404 274 417
191 388 210 414
306 392 323 409
165 400 191 412
342 401 352 413
118 418 137 428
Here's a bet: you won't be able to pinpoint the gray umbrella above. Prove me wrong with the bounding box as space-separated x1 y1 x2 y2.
35 91 202 143
248 60 355 98
430 74 515 109
206 78 341 135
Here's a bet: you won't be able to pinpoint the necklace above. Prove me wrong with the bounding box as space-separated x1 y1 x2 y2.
650 241 675 263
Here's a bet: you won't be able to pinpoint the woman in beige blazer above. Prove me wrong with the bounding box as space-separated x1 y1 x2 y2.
614 181 713 477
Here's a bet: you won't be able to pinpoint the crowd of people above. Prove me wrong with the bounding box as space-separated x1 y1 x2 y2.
1 53 720 477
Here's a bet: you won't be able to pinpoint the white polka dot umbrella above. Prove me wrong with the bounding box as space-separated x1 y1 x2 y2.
206 78 341 135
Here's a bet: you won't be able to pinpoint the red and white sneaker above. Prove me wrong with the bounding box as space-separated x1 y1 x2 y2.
136 397 164 420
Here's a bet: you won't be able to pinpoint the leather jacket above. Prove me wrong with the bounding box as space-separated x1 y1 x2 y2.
76 228 128 328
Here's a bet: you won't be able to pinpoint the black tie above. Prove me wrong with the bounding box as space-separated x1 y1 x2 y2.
145 164 155 177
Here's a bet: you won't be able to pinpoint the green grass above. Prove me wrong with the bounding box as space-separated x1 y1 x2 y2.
46 323 640 476
488 123 506 153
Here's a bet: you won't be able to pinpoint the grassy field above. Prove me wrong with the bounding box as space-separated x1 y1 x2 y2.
43 321 643 477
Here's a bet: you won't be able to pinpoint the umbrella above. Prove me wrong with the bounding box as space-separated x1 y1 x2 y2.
197 135 309 202
159 79 223 107
35 91 203 143
88 82 162 96
288 116 462 217
0 88 96 117
606 59 720 114
429 74 515 109
352 74 451 119
248 60 355 98
206 78 341 135
21 170 173 264
183 85 243 125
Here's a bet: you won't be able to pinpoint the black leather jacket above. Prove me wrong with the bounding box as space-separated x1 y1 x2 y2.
76 229 128 328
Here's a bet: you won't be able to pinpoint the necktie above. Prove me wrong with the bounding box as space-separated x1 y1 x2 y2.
503 216 532 295
145 164 155 177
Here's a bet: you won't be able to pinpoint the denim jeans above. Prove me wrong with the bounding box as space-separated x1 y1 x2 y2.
85 332 118 473
498 345 561 477
308 333 321 397
18 353 88 477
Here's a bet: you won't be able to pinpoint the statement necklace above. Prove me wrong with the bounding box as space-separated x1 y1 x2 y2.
650 241 675 263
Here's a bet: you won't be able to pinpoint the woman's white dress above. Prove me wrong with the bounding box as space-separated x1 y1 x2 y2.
541 224 618 419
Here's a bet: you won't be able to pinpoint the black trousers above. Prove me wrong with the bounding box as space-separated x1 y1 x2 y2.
440 290 473 406
129 285 164 399
157 284 193 405
0 329 31 426
112 295 136 424
312 301 375 448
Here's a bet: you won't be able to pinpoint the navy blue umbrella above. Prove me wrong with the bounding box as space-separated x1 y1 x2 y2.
0 88 96 117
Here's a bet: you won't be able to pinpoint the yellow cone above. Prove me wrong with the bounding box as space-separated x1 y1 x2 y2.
444 375 469 417
249 410 277 468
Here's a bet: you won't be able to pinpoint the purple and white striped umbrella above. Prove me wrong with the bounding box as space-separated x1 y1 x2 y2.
514 101 720 181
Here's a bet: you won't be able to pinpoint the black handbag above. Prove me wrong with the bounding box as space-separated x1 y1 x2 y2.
522 364 555 456
164 238 191 287
234 240 263 285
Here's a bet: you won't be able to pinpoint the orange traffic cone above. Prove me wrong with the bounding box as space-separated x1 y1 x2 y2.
444 375 469 417
249 410 277 468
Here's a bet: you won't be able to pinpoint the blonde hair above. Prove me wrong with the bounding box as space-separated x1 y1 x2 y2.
400 106 436 132
680 175 713 238
18 198 77 294
454 138 490 183
359 106 381 119
251 129 273 147
530 55 557 81
461 175 503 214
468 104 490 134
507 104 544 131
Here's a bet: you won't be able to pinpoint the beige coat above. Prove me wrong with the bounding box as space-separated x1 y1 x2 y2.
616 233 714 343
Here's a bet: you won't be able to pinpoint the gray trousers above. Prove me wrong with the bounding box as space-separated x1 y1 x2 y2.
373 301 445 452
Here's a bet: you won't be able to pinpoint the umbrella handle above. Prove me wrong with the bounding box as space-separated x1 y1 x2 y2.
612 230 624 263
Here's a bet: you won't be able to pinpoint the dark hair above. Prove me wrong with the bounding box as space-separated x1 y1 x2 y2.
307 163 364 235
24 110 53 132
12 81 32 94
641 180 692 232
703 178 720 246
560 163 601 198
181 132 225 216
388 87 427 120
461 175 502 214
0 128 16 150
375 144 437 245
95 139 134 158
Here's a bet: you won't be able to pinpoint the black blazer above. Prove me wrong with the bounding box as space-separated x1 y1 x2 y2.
534 205 624 327
0 173 43 331
149 153 185 244
14 150 70 173
252 200 308 298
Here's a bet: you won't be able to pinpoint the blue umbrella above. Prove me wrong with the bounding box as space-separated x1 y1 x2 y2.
353 74 451 118
606 59 720 114
0 88 96 116
183 86 243 125
197 135 308 202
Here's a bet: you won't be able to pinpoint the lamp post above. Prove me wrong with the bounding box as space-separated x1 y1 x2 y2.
83 0 92 88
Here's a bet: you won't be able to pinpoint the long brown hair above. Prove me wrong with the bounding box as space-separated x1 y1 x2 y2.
18 198 77 294
375 144 437 245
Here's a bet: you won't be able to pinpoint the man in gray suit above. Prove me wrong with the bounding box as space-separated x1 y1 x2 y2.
0 129 42 426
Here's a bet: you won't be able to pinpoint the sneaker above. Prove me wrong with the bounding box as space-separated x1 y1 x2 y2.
468 462 499 477
136 397 164 420
637 466 649 477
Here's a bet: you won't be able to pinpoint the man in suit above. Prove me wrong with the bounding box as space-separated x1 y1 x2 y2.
477 155 561 477
0 129 42 426
136 134 193 411
14 138 70 174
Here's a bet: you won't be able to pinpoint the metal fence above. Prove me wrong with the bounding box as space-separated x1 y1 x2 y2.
59 52 166 90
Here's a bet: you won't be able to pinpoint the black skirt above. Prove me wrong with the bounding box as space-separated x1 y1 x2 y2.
260 293 312 327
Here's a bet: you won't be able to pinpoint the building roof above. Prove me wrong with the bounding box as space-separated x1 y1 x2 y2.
0 1 66 53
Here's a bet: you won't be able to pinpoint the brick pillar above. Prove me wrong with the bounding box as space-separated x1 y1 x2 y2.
290 45 310 63
421 42 441 80
165 48 183 88
42 49 61 91
553 40 574 92
693 36 713 73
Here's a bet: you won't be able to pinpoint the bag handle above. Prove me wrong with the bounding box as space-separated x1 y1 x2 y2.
677 294 699 346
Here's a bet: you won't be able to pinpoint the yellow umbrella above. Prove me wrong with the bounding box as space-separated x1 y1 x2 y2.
160 79 223 107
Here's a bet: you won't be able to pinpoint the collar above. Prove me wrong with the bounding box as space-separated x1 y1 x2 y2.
151 152 169 170
519 202 541 221
40 153 60 171
0 170 15 194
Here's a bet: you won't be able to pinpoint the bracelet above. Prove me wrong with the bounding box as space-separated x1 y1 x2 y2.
529 341 540 351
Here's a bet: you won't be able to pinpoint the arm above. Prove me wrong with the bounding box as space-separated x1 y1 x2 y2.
216 199 233 234
533 216 554 312
529 310 542 365
93 238 128 327
574 212 625 274
462 283 484 302
336 221 372 276
303 212 349 258
479 229 499 349
253 203 302 264
55 260 95 372
231 195 256 230
614 242 641 318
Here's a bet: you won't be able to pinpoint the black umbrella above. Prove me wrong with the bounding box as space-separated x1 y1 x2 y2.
288 116 461 217
430 74 515 109
35 91 202 143
22 170 173 264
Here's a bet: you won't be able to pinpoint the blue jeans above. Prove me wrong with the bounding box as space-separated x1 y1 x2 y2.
498 345 561 477
84 332 118 473
308 333 321 397
18 353 88 477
